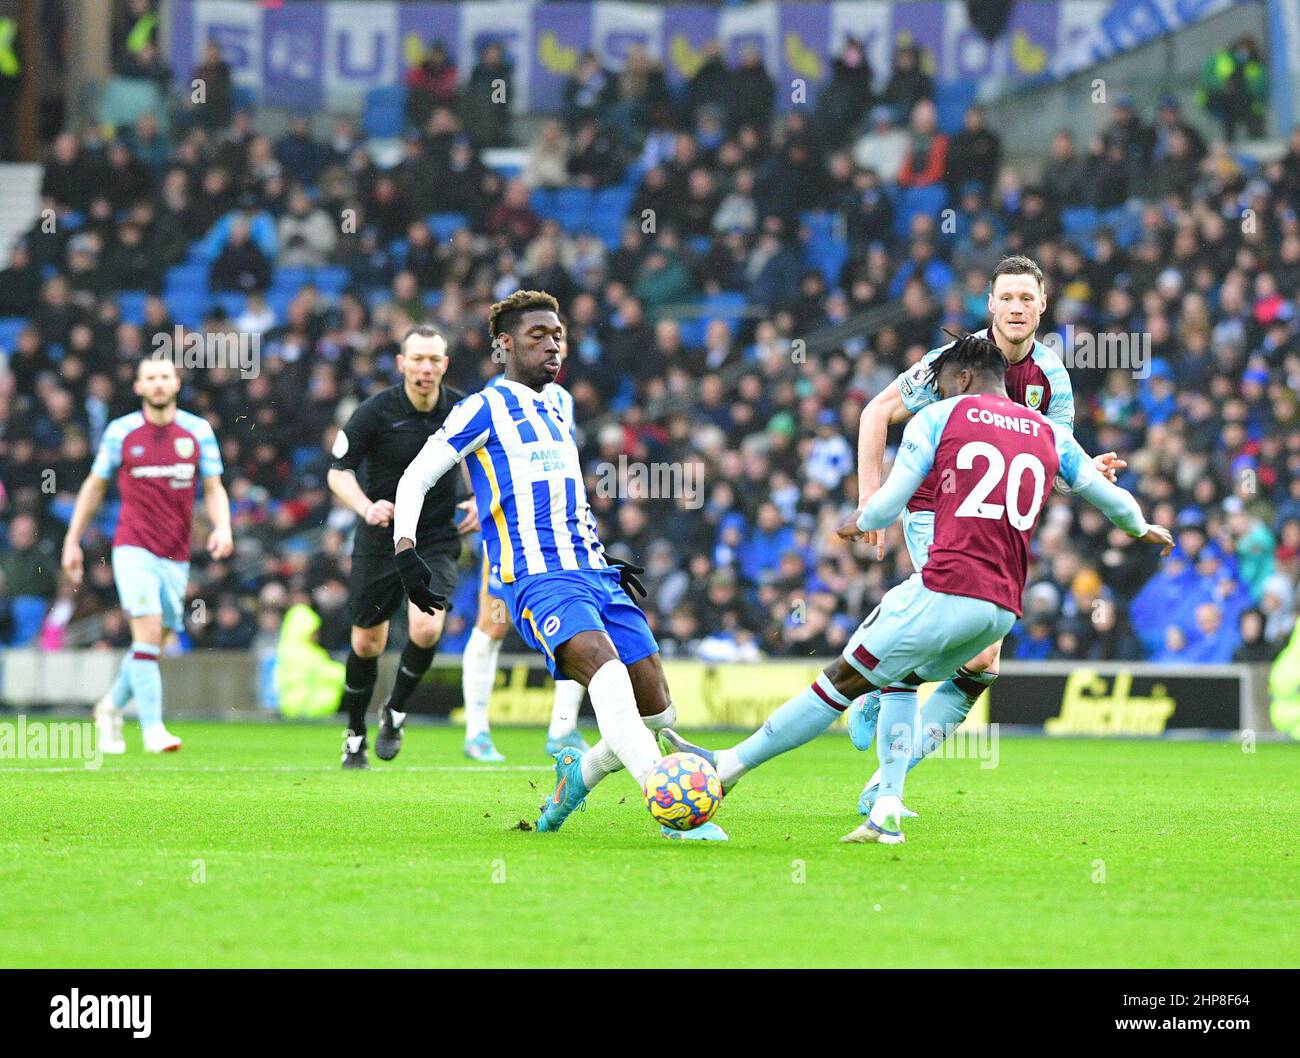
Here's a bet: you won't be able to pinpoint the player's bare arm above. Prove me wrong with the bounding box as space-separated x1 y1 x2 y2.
327 466 394 526
202 475 234 560
60 473 110 587
843 378 913 554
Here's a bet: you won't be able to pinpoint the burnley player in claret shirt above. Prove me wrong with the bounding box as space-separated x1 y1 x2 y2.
61 358 233 753
660 335 1172 845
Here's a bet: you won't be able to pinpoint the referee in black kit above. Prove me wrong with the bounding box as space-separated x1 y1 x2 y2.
326 325 477 769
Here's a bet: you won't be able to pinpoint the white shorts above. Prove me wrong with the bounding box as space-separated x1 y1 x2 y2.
112 545 190 633
843 573 1015 689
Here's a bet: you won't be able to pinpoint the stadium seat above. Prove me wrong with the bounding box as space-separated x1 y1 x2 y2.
213 292 248 318
805 236 848 286
164 262 210 296
363 86 407 139
313 266 351 296
9 596 48 646
892 184 949 239
0 316 27 352
164 292 210 328
1061 207 1099 242
232 85 256 114
271 267 311 293
594 186 634 219
427 213 469 242
117 290 150 325
935 81 977 135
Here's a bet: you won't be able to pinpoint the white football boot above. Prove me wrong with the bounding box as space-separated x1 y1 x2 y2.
841 794 905 845
93 694 127 755
142 725 183 753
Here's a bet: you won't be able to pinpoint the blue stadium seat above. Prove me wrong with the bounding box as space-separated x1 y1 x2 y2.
677 315 708 348
164 262 210 295
595 186 634 218
801 211 837 240
1062 206 1099 242
0 316 27 352
271 266 311 293
388 238 409 267
421 290 444 309
805 236 848 285
427 213 469 242
164 292 210 328
313 266 350 296
213 292 247 318
935 81 977 135
1100 206 1143 248
363 86 406 139
9 596 48 646
117 290 150 325
892 184 949 239
267 290 294 321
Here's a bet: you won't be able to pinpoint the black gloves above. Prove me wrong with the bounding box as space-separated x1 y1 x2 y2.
607 557 646 599
394 548 447 615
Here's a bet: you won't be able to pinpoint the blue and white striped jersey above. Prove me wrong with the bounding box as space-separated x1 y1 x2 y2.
396 377 604 584
482 375 575 435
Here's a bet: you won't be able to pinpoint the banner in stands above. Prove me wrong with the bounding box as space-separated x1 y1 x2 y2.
167 0 1232 114
980 662 1246 734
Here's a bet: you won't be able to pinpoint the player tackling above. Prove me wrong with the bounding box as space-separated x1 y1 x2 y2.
845 255 1124 816
662 334 1172 843
391 290 720 839
61 357 232 753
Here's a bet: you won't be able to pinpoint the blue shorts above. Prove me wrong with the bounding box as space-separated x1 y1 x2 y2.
843 573 1015 689
501 568 659 679
480 549 505 599
902 509 934 571
112 544 189 633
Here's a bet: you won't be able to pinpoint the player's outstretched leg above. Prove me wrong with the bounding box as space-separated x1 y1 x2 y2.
842 686 916 845
93 658 131 755
857 661 997 815
660 669 855 795
462 626 505 762
544 679 589 756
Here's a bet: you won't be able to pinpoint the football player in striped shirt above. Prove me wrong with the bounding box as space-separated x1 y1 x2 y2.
460 330 599 762
61 357 232 753
393 290 721 839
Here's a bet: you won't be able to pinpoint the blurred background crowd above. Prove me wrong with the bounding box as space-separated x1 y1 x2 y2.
1 1 1298 675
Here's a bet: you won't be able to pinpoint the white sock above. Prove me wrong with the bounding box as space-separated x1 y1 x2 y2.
642 702 676 731
714 747 748 788
462 627 501 741
548 679 586 739
580 740 623 788
587 659 659 786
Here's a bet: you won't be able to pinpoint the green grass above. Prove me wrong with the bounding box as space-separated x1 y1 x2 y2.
1 721 1296 967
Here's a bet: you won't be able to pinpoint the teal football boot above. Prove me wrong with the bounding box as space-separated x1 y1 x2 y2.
464 732 505 763
661 822 729 841
535 747 589 832
544 728 590 757
847 689 882 751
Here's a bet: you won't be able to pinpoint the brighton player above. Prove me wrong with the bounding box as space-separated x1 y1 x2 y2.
61 357 232 753
461 331 617 760
392 290 720 839
663 335 1172 843
847 255 1124 816
327 325 477 769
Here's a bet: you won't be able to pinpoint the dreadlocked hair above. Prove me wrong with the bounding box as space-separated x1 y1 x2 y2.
925 329 1007 389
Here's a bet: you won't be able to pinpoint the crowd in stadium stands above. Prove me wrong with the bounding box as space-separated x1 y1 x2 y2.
1 27 1299 679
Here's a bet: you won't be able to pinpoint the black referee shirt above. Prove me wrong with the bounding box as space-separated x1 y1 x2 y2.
330 382 467 555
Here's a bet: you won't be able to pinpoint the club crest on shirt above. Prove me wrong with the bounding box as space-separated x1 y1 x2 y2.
174 437 195 459
130 445 145 457
1025 384 1044 410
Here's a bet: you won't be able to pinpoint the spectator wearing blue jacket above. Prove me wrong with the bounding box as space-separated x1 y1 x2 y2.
739 502 796 585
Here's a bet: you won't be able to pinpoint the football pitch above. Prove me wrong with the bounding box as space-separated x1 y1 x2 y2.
2 721 1296 968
